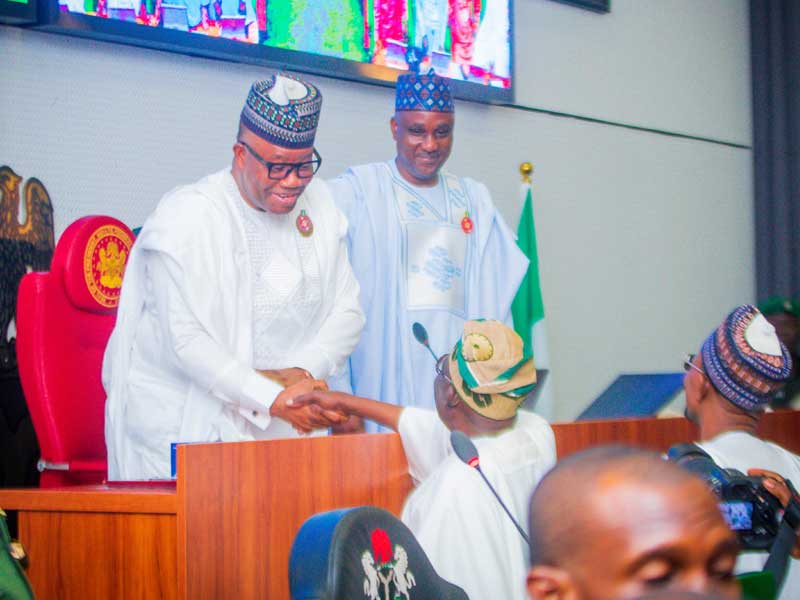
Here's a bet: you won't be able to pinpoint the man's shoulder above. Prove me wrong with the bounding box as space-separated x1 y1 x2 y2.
140 170 232 248
155 170 230 219
700 431 800 474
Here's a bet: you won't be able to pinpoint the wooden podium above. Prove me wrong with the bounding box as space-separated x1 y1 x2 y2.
1 412 798 599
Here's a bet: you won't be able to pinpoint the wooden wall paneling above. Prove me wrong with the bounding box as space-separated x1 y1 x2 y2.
551 411 800 458
19 511 177 600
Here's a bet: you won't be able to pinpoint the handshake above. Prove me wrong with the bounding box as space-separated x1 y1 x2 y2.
259 367 352 434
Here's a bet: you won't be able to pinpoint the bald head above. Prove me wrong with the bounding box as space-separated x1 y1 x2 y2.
529 446 698 565
527 445 740 600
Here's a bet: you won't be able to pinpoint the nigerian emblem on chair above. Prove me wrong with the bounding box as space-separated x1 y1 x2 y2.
83 224 132 309
362 528 417 600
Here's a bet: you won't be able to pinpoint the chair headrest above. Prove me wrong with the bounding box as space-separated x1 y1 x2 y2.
52 216 134 315
290 506 469 600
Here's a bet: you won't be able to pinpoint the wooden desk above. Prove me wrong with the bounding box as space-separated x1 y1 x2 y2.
1 412 798 599
0 484 178 599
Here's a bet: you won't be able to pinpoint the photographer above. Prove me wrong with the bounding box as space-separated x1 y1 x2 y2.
683 304 800 599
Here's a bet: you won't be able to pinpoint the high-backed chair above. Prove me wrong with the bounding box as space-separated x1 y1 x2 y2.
16 216 134 487
289 506 469 600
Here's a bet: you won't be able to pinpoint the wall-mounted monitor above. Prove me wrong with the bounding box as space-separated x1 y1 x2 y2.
34 0 514 104
1 0 37 24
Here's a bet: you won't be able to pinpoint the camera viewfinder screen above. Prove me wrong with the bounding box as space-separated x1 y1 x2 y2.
719 501 753 531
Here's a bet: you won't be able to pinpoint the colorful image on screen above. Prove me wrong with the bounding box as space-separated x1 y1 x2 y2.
58 0 511 89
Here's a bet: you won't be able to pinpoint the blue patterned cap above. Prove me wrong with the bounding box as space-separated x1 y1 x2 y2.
395 69 454 113
700 304 793 411
240 74 322 149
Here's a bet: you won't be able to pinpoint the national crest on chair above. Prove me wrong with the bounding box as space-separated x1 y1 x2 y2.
16 216 134 487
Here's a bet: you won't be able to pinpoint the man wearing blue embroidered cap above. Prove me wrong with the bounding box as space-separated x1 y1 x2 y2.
684 304 800 599
103 74 365 480
328 70 527 430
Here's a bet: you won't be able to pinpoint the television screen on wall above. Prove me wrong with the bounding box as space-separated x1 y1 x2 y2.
35 0 514 104
1 0 37 24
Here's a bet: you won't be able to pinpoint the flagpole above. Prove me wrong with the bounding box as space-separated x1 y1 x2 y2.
513 160 554 419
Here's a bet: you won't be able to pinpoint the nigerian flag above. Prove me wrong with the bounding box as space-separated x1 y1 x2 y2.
511 182 545 354
512 177 553 417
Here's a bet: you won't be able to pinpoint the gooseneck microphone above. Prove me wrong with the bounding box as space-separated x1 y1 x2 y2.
450 430 530 545
412 322 439 363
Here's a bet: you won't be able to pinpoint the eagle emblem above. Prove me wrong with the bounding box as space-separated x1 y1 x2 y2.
83 225 133 308
362 528 416 600
0 166 54 372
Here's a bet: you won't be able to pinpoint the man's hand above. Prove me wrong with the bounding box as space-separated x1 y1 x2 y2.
270 379 344 434
749 468 800 558
291 390 402 432
331 416 366 435
289 390 351 414
290 392 366 434
258 367 323 389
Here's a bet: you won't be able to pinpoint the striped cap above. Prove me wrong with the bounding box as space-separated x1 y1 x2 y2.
240 74 322 149
701 304 793 411
448 320 537 421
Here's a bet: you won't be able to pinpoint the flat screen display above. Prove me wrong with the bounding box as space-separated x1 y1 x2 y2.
1 0 37 24
36 0 513 103
719 501 753 531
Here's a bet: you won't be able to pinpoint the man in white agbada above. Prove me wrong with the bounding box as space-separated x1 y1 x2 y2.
328 70 527 429
103 74 365 481
684 304 800 600
290 319 556 600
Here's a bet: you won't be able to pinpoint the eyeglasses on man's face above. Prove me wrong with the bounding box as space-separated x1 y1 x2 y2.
435 354 453 385
238 140 322 180
684 353 704 376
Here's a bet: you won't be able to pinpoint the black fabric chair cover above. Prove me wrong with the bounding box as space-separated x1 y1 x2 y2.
289 506 469 600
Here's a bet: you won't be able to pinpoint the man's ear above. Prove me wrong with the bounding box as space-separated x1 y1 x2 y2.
526 566 578 600
390 116 398 141
232 141 246 168
695 370 713 404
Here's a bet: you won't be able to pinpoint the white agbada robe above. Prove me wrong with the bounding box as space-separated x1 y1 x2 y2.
698 431 800 600
328 162 528 430
397 407 556 600
103 169 364 480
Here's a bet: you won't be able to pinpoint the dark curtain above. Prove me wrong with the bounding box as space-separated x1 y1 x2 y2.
751 0 800 300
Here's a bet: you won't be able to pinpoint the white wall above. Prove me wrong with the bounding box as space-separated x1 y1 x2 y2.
0 0 753 420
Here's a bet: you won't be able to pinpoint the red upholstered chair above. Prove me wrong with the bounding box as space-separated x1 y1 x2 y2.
16 216 134 487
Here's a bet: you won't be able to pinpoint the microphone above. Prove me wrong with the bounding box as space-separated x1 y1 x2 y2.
450 430 530 545
412 321 439 363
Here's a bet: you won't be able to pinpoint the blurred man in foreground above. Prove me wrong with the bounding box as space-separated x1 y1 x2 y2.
526 445 741 600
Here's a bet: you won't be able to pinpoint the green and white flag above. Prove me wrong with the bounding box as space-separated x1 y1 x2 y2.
512 182 545 353
511 179 553 417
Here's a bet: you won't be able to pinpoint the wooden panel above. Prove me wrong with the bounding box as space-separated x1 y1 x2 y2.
552 410 800 458
553 416 697 457
0 484 177 514
19 511 177 600
177 432 413 600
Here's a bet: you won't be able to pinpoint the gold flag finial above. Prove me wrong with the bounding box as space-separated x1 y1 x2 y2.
520 162 534 184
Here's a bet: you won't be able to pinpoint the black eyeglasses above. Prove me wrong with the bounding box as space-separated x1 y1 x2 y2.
435 354 453 385
683 353 704 376
238 140 322 180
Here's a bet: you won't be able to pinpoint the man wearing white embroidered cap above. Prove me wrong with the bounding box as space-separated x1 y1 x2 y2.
684 304 800 599
103 74 365 480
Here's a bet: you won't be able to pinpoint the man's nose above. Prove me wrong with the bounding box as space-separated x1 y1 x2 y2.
421 134 437 152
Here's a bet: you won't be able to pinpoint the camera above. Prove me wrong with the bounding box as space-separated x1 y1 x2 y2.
667 443 784 550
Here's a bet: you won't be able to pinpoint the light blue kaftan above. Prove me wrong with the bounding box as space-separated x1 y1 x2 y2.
328 161 527 430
